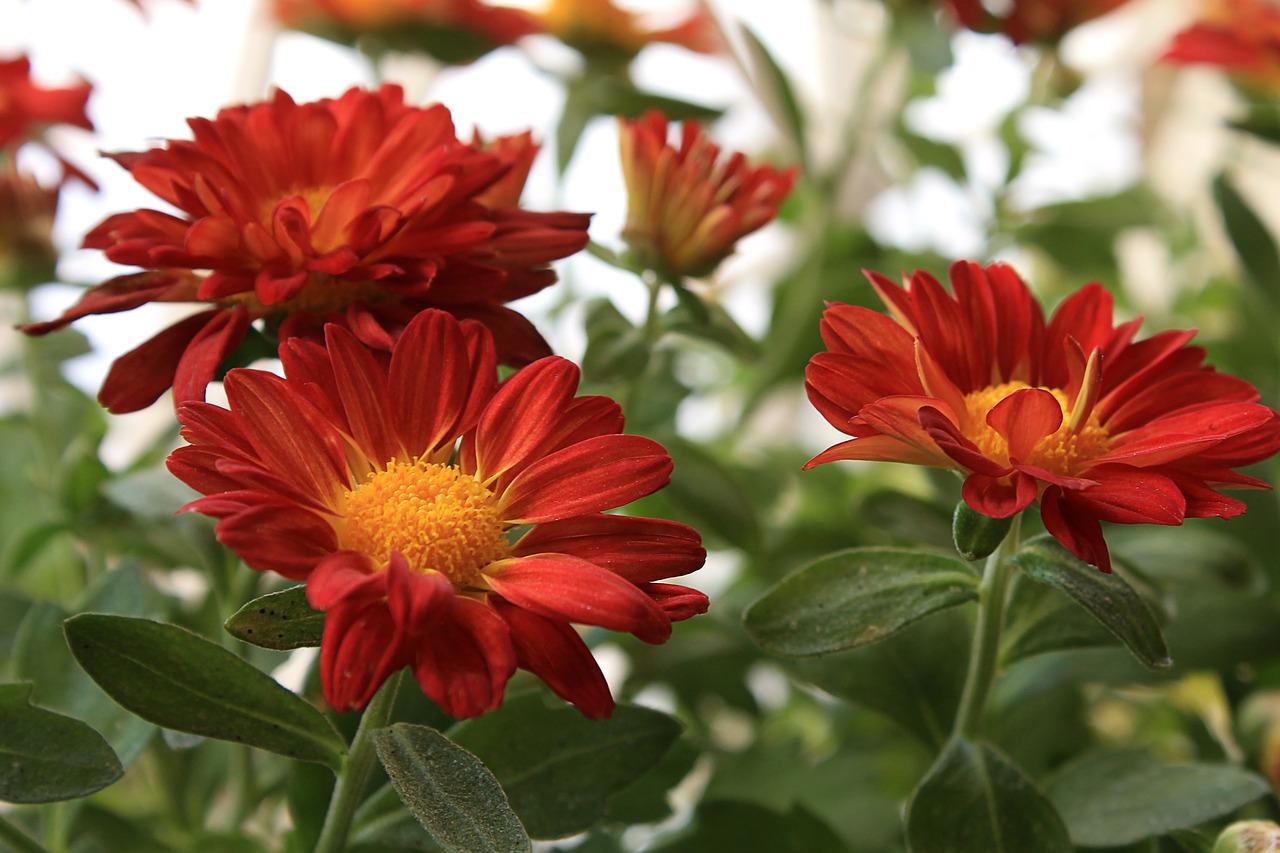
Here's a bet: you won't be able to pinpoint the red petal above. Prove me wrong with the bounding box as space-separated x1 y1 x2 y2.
512 514 705 583
486 555 672 643
490 598 614 719
98 310 220 413
1039 487 1113 573
410 597 516 719
470 357 581 486
961 471 1038 518
172 305 250 406
643 583 709 620
987 387 1062 462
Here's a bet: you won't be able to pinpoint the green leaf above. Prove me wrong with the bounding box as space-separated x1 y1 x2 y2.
999 573 1119 666
224 586 324 651
659 437 763 552
63 614 345 769
1010 536 1171 669
1044 749 1270 847
1213 172 1280 304
450 693 681 840
0 682 122 803
371 723 530 853
745 547 979 656
905 738 1072 853
788 609 969 750
737 24 807 173
653 800 850 853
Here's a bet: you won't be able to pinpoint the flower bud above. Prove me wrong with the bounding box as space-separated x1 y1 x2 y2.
952 502 1013 561
1214 820 1280 853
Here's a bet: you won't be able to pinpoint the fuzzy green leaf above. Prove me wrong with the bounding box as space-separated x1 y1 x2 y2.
745 547 979 656
64 614 345 769
0 683 122 803
225 586 325 651
372 723 529 853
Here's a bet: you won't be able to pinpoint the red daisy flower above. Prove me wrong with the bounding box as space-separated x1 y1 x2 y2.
540 0 721 57
167 309 707 718
1161 0 1280 91
0 55 95 186
21 85 590 414
938 0 1134 45
805 261 1280 572
618 111 796 279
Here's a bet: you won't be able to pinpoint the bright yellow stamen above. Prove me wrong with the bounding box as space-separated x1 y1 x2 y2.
963 381 1110 476
341 460 510 586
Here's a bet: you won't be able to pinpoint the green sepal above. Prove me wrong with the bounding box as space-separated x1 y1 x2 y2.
951 502 1013 561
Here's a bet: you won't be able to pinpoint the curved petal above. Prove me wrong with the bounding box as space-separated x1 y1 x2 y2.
642 583 709 621
471 357 581 485
961 471 1038 518
485 554 672 643
1039 486 1113 573
215 503 339 580
410 597 516 719
172 304 251 406
803 434 950 469
918 406 1009 477
987 387 1062 461
490 597 614 719
511 514 705 583
99 310 221 413
384 552 456 629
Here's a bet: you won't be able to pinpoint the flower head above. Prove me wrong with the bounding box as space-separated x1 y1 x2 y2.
938 0 1134 45
805 261 1280 572
540 0 720 57
1160 0 1280 92
618 111 795 279
0 55 94 186
271 0 540 63
22 85 590 413
167 309 707 717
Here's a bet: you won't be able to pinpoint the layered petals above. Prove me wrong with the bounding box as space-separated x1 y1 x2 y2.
22 85 590 412
805 260 1280 571
168 309 705 716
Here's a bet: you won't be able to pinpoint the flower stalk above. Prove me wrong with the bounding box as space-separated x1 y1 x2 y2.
951 514 1021 740
313 670 404 853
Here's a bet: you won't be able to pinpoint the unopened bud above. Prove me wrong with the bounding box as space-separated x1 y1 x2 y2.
952 502 1013 561
1214 820 1280 852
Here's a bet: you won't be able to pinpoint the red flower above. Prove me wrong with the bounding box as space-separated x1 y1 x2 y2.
0 55 94 186
805 261 1280 572
167 309 707 717
938 0 1134 45
21 85 590 413
618 111 796 279
540 0 721 57
1161 0 1280 91
271 0 541 62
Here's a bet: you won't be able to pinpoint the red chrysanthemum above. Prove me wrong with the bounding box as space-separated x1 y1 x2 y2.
540 0 721 57
938 0 1134 45
1161 0 1280 91
271 0 541 63
167 309 707 718
618 111 796 279
805 261 1280 572
0 55 95 186
21 85 590 414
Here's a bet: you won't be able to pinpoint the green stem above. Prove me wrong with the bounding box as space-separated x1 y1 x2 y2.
313 671 404 853
0 814 50 853
623 275 666 418
951 514 1021 740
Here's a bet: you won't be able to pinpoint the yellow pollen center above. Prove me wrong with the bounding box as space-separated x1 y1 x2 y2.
962 381 1110 476
341 460 510 586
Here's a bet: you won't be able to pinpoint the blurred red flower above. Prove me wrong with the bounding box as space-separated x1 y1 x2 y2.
540 0 720 57
167 309 707 717
0 55 94 186
1161 0 1280 90
618 111 795 279
22 85 590 413
805 261 1280 572
938 0 1134 45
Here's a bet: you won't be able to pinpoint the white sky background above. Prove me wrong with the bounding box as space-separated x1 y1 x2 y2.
1 0 1201 458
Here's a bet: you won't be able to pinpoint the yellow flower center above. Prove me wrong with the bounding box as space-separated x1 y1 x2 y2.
341 460 510 586
962 381 1110 476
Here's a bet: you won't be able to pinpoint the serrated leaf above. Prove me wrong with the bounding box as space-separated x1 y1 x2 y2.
1044 749 1270 847
0 683 122 803
64 614 345 769
905 738 1071 853
225 586 324 651
1011 536 1171 669
450 693 681 840
745 547 979 656
372 723 529 853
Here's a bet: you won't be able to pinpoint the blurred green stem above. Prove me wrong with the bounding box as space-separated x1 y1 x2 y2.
951 514 1021 740
314 670 404 853
0 814 50 853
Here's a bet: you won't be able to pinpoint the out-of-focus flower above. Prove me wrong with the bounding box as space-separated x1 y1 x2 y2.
1213 821 1280 853
0 55 94 186
167 309 707 718
539 0 720 57
618 111 795 279
472 129 538 208
271 0 541 63
1161 0 1280 91
804 261 1280 572
22 85 590 414
0 164 59 290
937 0 1135 45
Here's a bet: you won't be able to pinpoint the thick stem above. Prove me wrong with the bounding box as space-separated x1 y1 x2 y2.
313 671 404 853
951 514 1021 740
